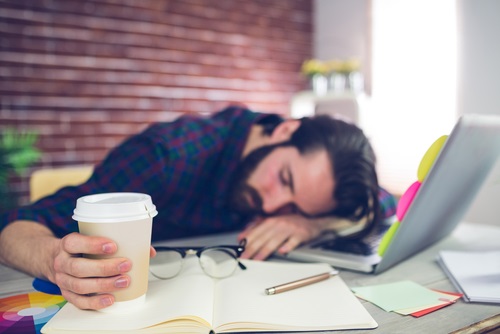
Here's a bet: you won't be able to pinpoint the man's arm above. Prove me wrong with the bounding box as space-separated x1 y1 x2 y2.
238 188 396 260
0 221 59 280
0 220 132 310
0 126 171 309
237 214 366 261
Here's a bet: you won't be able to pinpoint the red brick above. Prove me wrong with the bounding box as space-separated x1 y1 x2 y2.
0 0 312 205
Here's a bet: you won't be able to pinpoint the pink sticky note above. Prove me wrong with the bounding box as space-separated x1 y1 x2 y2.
396 181 421 221
410 290 463 318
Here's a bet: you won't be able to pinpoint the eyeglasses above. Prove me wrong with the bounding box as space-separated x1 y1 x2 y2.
150 239 247 279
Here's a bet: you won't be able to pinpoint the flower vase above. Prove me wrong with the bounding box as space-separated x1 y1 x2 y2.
347 71 364 94
309 74 327 95
328 72 347 93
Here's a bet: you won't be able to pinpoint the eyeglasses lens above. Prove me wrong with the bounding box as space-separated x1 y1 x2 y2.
150 251 183 279
199 248 238 278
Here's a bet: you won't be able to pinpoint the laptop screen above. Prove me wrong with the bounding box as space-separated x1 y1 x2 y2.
375 113 500 273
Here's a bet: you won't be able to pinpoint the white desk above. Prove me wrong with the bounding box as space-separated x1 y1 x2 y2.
1 222 500 333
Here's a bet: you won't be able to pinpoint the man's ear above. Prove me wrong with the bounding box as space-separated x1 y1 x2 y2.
269 120 301 143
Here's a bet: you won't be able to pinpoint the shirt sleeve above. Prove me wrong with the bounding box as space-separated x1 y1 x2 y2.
379 187 397 220
0 129 169 238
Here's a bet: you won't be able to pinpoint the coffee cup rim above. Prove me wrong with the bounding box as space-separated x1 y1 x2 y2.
72 192 158 223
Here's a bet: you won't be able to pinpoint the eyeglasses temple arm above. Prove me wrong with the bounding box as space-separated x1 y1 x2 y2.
237 260 247 270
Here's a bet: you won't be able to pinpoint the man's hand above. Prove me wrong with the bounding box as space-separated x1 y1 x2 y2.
52 233 133 310
52 233 157 310
0 221 159 311
237 214 327 261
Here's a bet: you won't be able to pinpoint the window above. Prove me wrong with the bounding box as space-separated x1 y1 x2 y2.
369 0 457 195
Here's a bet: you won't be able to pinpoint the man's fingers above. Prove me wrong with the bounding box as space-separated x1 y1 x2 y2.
61 233 117 255
61 289 115 311
54 256 131 278
252 225 292 260
56 272 130 296
240 224 268 258
240 214 317 260
278 235 302 255
50 232 139 311
241 237 267 259
237 220 262 241
241 222 285 260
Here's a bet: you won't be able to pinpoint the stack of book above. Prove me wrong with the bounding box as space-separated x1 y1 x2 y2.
437 250 500 304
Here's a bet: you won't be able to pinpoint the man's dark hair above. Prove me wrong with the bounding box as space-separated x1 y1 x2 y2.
279 115 381 239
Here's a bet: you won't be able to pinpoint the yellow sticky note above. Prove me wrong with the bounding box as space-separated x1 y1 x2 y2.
417 135 448 182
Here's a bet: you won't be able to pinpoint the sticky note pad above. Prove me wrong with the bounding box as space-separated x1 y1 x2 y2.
396 181 421 221
377 222 399 257
351 280 442 312
394 289 462 316
417 135 448 182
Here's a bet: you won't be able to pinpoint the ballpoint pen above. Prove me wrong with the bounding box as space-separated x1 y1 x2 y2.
265 270 339 295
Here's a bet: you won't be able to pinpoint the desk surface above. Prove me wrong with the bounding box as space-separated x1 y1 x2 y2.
1 221 500 334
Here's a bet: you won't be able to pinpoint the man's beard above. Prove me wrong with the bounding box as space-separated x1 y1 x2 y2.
226 143 285 217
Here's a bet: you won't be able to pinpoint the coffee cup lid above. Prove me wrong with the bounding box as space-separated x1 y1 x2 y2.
72 192 158 223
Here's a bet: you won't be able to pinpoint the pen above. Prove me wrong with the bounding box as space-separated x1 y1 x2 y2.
265 270 339 295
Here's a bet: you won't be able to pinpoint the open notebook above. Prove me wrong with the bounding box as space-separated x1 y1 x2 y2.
278 113 500 273
42 259 377 333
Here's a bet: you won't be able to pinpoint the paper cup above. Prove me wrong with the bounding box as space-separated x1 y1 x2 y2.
72 192 158 313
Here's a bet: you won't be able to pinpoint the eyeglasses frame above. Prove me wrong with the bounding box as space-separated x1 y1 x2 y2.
151 238 247 278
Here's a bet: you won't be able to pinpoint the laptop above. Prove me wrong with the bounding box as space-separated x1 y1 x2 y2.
276 113 500 274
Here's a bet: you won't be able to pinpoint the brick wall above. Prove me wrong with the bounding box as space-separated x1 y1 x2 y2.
0 0 312 207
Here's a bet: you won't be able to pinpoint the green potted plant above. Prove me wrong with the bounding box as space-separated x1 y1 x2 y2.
0 129 41 213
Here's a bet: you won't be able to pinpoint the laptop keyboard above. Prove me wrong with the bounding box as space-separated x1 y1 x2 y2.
311 238 375 256
310 222 391 256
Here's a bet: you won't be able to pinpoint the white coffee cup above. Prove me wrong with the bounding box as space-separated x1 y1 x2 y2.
72 192 158 313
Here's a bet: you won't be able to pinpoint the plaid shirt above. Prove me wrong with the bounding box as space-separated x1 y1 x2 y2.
1 106 396 241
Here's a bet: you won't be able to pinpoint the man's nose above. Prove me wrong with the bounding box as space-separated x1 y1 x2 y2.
262 192 291 215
